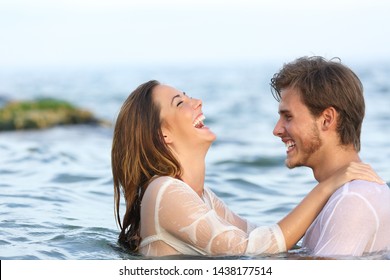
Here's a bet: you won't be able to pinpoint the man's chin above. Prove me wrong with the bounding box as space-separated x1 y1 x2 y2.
285 159 304 169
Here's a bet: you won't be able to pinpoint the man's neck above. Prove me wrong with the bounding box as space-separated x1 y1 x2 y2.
312 145 361 183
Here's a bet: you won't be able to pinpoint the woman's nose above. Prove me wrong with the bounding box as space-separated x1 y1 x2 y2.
191 97 202 109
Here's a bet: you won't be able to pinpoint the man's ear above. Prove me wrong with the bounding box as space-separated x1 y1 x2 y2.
320 107 338 130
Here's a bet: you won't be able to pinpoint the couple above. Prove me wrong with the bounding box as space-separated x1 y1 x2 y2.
111 56 390 257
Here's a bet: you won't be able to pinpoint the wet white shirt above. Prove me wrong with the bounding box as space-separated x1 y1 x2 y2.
302 180 390 257
139 176 286 257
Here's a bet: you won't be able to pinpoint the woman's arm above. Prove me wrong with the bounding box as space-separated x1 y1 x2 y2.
277 162 385 250
204 187 253 233
156 179 284 255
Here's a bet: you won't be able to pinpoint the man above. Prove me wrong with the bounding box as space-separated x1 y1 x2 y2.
270 56 390 257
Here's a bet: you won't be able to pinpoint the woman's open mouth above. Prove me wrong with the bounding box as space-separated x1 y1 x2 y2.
193 114 205 129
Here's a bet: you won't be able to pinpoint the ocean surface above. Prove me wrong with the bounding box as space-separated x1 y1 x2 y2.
1 61 390 260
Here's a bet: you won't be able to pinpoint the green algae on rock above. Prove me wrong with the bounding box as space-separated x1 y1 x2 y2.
0 98 103 131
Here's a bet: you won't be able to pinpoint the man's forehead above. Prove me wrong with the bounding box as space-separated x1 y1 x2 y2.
279 87 302 102
278 88 307 110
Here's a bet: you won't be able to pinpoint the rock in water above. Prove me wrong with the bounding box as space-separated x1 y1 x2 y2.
0 98 104 131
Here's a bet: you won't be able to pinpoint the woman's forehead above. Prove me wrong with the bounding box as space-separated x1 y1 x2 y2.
153 84 183 104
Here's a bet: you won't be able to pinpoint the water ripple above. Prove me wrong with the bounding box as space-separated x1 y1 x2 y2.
51 173 100 183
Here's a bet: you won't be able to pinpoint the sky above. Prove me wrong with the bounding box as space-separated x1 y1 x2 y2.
1 0 390 68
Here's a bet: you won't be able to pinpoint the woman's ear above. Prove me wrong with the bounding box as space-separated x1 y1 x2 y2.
320 106 338 131
161 127 173 144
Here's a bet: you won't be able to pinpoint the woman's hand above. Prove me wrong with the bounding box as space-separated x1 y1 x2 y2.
326 162 385 193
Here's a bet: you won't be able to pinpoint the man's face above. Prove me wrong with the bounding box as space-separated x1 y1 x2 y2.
273 87 322 169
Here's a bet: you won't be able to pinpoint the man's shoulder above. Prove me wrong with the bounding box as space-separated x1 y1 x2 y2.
335 180 390 201
347 179 389 191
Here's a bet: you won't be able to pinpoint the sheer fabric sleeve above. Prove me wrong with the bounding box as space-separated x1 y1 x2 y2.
306 191 378 256
203 186 257 233
150 177 285 256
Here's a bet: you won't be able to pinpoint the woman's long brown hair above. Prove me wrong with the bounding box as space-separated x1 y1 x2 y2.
111 80 182 252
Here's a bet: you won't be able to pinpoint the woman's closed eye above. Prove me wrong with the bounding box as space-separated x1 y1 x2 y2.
176 92 190 107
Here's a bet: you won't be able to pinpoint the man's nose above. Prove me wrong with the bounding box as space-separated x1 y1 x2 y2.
273 119 284 137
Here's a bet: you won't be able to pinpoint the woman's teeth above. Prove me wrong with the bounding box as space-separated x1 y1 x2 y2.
193 115 205 128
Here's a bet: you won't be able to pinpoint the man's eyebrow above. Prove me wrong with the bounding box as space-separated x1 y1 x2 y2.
278 109 290 115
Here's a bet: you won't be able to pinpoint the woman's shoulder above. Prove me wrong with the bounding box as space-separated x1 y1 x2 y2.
149 176 185 188
143 176 202 209
145 176 187 196
142 176 181 205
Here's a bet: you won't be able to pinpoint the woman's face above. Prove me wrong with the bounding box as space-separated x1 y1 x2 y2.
152 84 216 150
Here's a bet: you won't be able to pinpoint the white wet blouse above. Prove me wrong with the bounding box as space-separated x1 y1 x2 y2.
302 180 390 257
139 176 286 257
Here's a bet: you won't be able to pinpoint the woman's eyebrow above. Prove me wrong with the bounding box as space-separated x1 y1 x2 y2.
170 94 181 105
170 91 187 105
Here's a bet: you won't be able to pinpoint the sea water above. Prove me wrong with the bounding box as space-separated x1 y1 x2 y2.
1 62 390 260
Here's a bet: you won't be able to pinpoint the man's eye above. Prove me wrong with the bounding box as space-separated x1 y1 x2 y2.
177 101 183 107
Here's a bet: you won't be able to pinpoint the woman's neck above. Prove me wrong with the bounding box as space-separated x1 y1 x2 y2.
169 141 211 197
180 157 206 197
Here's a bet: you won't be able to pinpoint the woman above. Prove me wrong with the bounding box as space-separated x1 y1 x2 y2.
111 80 383 257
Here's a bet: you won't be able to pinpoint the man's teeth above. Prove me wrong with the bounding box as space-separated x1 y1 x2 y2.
193 115 206 128
285 140 296 149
